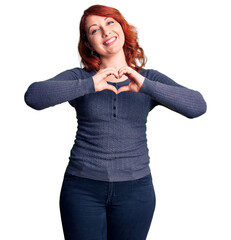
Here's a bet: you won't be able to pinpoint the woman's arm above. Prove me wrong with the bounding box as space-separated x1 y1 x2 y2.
24 69 95 110
139 69 207 118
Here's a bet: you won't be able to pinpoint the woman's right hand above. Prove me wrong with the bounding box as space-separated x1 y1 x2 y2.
92 67 119 94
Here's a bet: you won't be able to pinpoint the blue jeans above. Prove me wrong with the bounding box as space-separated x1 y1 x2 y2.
59 172 156 240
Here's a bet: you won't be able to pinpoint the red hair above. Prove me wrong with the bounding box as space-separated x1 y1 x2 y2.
78 4 147 73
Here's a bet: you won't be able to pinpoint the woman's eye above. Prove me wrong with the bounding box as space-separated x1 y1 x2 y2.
92 29 98 34
91 21 114 35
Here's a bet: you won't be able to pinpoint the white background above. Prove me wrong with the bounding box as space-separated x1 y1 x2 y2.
1 0 230 239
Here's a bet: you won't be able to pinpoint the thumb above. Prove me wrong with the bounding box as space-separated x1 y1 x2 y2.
117 85 130 94
105 84 118 95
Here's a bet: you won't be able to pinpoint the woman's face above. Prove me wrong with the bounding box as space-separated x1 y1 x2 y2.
85 15 125 57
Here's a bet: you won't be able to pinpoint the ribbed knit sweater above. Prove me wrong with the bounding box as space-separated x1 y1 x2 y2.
24 67 207 182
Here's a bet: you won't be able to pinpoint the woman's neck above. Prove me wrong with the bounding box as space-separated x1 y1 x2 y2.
99 50 128 71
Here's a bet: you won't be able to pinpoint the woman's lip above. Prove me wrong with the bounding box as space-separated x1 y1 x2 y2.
103 37 117 46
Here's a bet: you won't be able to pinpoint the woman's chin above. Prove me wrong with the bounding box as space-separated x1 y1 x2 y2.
101 47 124 57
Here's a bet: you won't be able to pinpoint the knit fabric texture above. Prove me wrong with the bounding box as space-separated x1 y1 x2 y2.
24 67 207 182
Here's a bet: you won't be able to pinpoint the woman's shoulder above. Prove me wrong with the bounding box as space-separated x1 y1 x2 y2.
140 67 184 87
140 67 159 78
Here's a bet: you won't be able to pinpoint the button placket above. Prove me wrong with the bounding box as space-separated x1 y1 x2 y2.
112 83 117 119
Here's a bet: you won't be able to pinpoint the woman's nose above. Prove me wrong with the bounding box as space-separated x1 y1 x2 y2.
102 28 111 37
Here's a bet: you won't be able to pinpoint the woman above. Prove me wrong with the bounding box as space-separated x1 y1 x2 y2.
24 4 207 240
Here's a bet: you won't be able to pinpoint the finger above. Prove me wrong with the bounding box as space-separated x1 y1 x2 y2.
104 67 118 76
118 65 129 73
104 69 119 79
118 68 132 78
117 85 130 94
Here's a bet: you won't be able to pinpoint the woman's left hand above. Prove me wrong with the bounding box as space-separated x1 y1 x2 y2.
117 66 145 94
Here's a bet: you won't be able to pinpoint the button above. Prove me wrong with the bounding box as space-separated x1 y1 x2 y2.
114 98 116 101
113 114 116 117
113 106 116 109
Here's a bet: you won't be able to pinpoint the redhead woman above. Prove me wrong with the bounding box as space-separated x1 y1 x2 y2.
24 4 207 240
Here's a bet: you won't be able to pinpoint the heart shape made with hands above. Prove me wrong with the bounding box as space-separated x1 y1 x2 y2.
110 66 145 94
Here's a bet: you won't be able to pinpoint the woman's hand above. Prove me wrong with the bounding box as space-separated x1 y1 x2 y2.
92 67 119 94
117 66 145 94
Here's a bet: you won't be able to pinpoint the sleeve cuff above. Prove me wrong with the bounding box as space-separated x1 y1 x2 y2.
139 77 156 96
80 76 96 95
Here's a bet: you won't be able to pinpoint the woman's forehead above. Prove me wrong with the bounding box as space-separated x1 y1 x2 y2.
85 15 114 32
85 15 113 25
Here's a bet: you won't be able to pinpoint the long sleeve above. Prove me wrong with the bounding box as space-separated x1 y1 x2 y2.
24 69 95 110
139 69 207 118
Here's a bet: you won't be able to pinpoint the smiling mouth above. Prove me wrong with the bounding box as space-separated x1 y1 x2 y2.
103 37 117 46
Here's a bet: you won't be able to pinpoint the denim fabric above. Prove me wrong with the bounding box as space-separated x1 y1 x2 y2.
59 172 156 240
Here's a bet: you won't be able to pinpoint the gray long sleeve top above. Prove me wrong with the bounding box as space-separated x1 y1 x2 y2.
24 67 207 182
